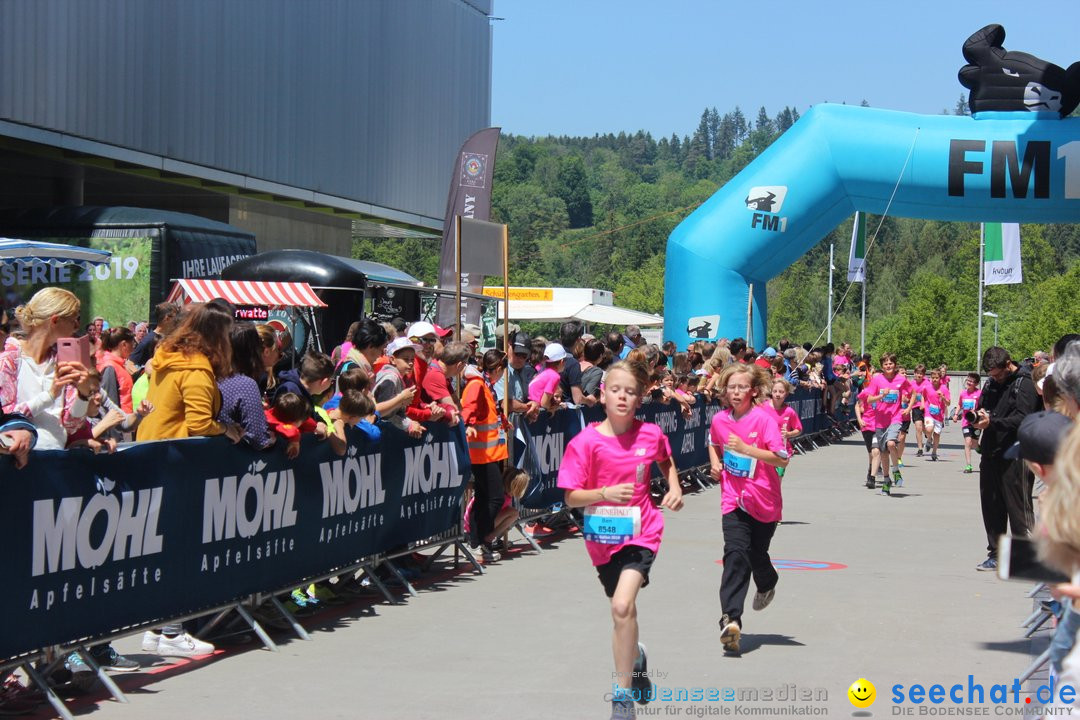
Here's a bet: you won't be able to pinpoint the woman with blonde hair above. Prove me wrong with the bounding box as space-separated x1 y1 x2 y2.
0 287 94 449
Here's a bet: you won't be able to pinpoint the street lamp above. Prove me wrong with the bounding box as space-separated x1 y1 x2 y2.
983 311 999 346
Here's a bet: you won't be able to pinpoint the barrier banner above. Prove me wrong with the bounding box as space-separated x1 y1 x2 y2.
788 387 824 435
0 423 468 661
516 408 584 510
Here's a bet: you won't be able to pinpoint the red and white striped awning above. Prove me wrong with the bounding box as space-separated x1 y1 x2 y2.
166 279 327 307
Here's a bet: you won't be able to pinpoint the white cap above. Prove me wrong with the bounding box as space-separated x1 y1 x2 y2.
387 337 423 356
544 343 567 362
406 321 437 339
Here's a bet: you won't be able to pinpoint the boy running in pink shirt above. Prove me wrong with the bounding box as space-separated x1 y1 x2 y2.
908 364 932 458
709 363 789 655
856 386 881 489
864 353 911 495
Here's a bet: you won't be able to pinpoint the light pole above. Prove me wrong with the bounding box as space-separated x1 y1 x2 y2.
983 311 999 346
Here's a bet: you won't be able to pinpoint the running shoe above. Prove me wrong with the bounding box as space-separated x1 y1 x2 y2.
964 465 973 474
897 458 904 468
631 643 653 705
975 557 997 572
930 452 938 462
524 522 555 538
865 474 875 489
915 448 924 457
89 645 139 672
880 479 891 496
611 697 636 719
752 587 776 611
719 615 741 654
892 470 904 488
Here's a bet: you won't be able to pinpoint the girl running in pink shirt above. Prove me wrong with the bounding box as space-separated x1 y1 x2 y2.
708 363 789 655
762 377 802 476
953 372 982 473
558 359 684 719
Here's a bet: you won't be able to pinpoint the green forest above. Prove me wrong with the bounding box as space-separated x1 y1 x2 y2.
354 102 1080 371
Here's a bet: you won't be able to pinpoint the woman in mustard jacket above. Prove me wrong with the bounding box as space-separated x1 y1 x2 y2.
137 302 241 442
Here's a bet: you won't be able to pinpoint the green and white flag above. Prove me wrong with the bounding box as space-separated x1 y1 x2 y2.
847 211 866 283
983 222 1022 285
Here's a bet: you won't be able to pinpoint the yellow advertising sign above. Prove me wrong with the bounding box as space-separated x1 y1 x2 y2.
482 287 553 301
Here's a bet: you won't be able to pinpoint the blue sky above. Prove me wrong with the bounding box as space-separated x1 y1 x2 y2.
491 1 1080 139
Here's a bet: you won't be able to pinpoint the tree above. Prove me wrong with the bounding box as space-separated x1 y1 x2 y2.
556 155 593 228
614 253 666 314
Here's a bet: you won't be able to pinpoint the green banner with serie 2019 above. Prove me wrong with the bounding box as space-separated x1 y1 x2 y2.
0 236 152 326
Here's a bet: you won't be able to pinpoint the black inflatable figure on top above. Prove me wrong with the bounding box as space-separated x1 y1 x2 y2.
959 24 1080 117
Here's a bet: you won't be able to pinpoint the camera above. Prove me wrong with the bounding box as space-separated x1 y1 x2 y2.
964 410 979 424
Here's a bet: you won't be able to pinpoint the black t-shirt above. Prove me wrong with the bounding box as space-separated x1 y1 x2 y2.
129 333 158 367
560 355 583 399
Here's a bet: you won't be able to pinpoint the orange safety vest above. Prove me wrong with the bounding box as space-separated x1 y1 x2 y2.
462 376 508 465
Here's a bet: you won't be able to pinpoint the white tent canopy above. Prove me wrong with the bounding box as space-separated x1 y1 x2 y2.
483 287 663 326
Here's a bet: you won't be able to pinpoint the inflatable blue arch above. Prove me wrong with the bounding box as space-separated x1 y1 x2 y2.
664 25 1080 347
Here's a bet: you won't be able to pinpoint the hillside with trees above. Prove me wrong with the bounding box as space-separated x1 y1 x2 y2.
354 102 1080 368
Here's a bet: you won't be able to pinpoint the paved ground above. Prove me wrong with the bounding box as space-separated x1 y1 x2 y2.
32 420 1052 719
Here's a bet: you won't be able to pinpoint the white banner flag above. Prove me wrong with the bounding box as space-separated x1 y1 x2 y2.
983 222 1022 286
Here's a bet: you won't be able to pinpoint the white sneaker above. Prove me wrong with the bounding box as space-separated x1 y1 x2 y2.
141 630 160 653
752 587 776 611
155 632 214 657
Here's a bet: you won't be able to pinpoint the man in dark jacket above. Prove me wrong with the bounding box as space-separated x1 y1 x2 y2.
972 346 1041 571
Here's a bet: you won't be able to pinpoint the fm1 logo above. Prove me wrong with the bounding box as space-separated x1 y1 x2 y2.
948 139 1080 199
745 185 788 233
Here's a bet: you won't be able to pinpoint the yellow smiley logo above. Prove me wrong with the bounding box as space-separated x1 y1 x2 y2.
848 678 876 708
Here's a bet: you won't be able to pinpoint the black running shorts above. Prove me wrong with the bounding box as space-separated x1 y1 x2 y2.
597 545 656 598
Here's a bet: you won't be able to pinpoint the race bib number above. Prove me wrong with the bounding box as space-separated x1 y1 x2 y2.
914 393 923 403
583 505 641 544
962 399 976 411
928 404 941 416
882 391 899 404
724 449 758 479
901 401 909 409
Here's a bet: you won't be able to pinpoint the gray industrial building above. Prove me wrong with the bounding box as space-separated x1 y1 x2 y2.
0 0 494 254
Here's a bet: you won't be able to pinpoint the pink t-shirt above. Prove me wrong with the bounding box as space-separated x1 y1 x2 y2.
924 381 948 419
867 372 911 427
857 387 878 432
958 388 982 426
528 367 561 404
909 378 931 408
557 421 672 566
761 402 803 453
709 404 787 523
